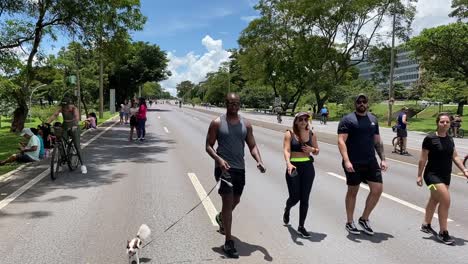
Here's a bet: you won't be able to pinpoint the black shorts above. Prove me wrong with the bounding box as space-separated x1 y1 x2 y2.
343 161 382 186
214 167 245 196
130 116 137 127
424 172 451 186
397 128 407 138
15 153 35 163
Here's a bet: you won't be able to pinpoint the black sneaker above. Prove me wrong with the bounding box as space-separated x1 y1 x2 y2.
345 222 360 235
358 218 374 235
216 212 224 234
223 240 239 258
297 226 311 238
283 209 290 225
420 224 436 234
437 231 455 245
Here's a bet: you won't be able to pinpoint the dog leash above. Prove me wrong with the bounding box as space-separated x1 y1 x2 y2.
141 178 226 249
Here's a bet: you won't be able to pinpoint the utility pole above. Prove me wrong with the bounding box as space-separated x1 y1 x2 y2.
387 9 396 126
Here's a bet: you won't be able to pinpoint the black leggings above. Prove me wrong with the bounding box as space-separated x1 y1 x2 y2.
285 160 315 227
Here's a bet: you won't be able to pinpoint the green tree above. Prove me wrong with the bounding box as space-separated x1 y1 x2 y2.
176 80 196 99
0 0 146 131
142 82 162 98
407 22 468 114
450 0 468 20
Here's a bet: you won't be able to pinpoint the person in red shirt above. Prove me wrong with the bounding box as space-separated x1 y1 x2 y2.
136 97 147 141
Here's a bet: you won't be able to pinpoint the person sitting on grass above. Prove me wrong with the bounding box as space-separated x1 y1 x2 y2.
0 128 41 166
83 113 97 130
31 128 45 160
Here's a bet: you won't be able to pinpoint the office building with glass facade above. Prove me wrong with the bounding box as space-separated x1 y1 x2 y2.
356 49 420 88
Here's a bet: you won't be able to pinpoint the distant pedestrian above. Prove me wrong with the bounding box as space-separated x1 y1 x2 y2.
282 111 319 237
417 112 468 245
337 94 387 236
129 101 139 141
136 97 147 141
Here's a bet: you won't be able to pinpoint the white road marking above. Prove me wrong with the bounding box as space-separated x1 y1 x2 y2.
164 127 169 133
0 120 119 211
193 117 200 121
327 172 454 222
158 116 161 119
187 173 218 226
0 164 27 182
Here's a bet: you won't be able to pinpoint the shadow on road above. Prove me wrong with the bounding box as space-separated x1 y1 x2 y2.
346 231 394 243
285 225 327 245
212 235 273 261
0 122 175 217
422 234 468 246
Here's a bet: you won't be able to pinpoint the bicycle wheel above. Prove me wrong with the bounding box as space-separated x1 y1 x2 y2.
459 129 464 138
50 145 61 180
448 128 454 137
392 137 402 153
67 142 79 171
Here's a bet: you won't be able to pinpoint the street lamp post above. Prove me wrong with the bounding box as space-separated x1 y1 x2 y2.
29 84 47 120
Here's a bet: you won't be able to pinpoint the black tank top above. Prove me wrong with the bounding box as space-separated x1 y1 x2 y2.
289 130 313 152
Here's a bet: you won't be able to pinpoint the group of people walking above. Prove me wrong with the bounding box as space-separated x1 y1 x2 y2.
206 92 468 258
119 97 148 141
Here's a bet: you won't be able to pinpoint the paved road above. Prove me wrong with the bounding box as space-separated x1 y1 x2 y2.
0 104 467 264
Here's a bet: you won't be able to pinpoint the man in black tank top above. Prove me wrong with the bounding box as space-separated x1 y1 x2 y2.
206 93 266 258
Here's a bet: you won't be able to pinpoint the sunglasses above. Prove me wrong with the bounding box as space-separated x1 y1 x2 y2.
297 117 309 122
227 102 240 106
356 100 368 105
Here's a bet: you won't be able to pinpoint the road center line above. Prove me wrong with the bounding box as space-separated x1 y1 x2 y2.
187 173 218 226
164 127 169 133
0 120 119 211
327 172 453 222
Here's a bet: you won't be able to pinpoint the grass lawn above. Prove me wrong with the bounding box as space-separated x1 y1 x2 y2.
0 111 117 176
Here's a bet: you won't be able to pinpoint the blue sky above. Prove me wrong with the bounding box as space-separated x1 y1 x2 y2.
132 0 259 55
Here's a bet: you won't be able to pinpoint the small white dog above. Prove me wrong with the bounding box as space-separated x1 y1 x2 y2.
127 224 151 264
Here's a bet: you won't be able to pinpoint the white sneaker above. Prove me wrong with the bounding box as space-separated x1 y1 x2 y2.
81 165 87 174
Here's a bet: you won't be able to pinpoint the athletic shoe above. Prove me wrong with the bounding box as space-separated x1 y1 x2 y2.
283 209 290 225
437 231 455 245
345 221 360 235
80 165 87 174
216 212 224 235
223 240 239 258
297 226 311 238
420 224 436 234
358 217 374 235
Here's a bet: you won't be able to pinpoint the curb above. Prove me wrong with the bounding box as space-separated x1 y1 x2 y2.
0 114 119 182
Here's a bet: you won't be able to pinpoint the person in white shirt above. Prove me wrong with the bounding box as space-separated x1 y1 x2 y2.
0 128 40 165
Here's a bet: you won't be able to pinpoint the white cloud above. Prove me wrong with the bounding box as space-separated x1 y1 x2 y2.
160 35 231 96
241 15 259 22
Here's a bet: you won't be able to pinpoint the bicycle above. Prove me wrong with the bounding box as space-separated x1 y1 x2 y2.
277 113 282 124
49 124 80 180
320 114 328 125
392 136 404 155
448 127 464 138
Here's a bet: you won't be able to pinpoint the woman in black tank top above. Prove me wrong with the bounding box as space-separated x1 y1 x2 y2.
417 113 468 245
282 112 319 238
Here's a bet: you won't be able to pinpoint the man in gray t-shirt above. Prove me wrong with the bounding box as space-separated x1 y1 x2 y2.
206 92 265 259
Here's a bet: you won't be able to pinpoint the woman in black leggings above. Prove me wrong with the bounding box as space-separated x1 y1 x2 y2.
417 113 468 245
282 112 319 237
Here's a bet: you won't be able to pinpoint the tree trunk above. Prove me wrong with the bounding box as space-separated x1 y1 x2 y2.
81 93 88 117
11 100 28 132
457 100 465 115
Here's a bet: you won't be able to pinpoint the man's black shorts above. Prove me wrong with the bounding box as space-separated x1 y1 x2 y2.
15 153 35 163
343 161 382 186
397 128 407 138
214 167 245 196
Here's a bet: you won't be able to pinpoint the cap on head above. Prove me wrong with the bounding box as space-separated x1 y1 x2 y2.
295 111 310 118
20 128 34 137
355 93 368 103
61 96 74 106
